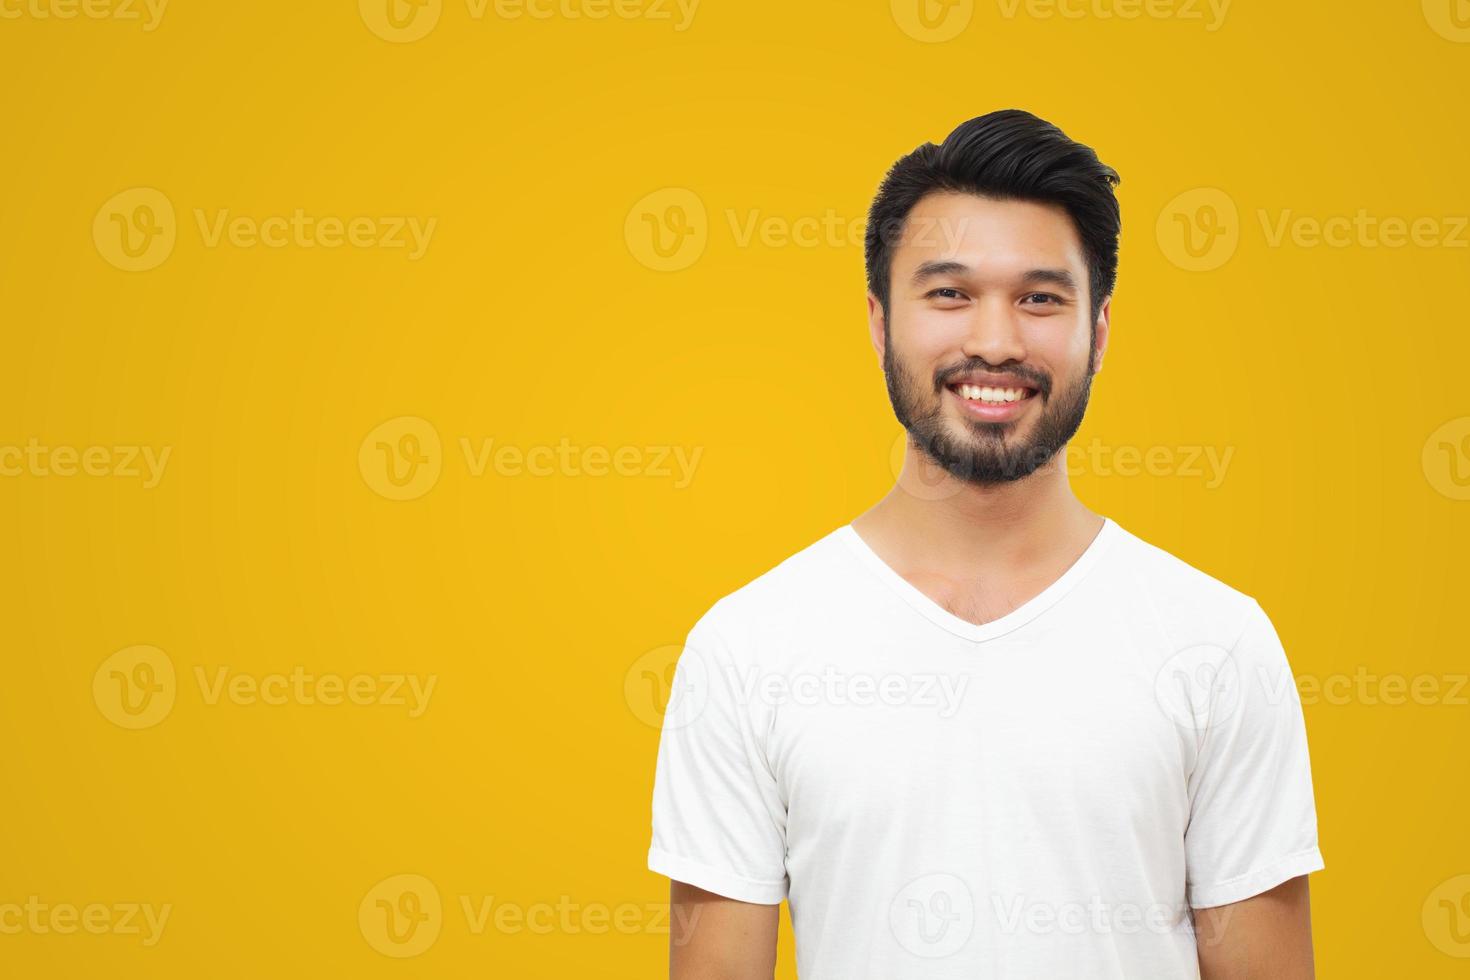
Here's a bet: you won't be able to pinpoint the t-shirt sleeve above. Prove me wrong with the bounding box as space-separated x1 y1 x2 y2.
647 615 789 905
1184 599 1324 909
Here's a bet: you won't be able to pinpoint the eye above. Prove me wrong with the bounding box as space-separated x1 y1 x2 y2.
1021 292 1064 306
927 287 968 301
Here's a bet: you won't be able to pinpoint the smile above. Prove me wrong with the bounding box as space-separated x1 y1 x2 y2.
944 377 1040 422
951 384 1034 404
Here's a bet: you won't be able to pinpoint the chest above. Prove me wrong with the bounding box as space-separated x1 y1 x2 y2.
890 565 1065 629
762 633 1193 840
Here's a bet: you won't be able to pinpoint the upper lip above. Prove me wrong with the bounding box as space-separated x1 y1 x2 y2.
944 373 1040 392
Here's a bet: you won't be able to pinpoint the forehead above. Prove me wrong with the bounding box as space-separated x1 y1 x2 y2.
892 191 1086 275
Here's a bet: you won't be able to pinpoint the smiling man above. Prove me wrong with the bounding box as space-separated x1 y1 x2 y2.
648 110 1323 979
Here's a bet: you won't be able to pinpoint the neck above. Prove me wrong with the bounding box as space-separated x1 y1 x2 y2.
854 440 1101 570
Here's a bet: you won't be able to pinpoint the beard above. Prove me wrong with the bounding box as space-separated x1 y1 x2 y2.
884 332 1095 487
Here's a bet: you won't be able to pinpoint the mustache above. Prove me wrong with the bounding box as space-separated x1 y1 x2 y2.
934 359 1052 398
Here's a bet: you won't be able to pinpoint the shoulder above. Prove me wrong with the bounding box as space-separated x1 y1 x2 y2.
1102 521 1272 651
684 524 858 655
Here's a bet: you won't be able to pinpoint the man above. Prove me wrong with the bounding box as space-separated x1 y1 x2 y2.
648 109 1323 979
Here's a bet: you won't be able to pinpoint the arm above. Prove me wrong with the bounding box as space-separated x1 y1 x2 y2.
1194 875 1315 980
1181 603 1324 977
670 880 778 980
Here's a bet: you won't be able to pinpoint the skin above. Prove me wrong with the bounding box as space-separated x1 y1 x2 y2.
670 190 1316 979
670 882 777 980
1195 876 1316 979
855 191 1109 624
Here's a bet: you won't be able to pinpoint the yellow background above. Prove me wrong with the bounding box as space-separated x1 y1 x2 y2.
2 0 1468 975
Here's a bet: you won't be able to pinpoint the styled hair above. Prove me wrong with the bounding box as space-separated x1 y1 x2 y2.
864 109 1121 325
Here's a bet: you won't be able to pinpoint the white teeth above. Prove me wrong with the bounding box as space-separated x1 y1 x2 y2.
957 384 1028 404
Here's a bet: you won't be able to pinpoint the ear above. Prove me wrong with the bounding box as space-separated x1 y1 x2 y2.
867 292 887 364
1091 294 1112 375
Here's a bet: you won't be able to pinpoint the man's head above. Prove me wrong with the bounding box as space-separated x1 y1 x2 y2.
864 110 1121 486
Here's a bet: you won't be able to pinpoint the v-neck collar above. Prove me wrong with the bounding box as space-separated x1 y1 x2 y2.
836 518 1121 642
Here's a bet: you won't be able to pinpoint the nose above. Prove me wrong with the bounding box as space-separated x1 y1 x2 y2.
958 296 1026 367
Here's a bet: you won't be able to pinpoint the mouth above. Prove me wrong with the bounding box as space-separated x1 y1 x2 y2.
944 379 1040 423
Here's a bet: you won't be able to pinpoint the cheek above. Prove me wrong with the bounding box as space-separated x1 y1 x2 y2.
895 307 967 361
1032 316 1093 367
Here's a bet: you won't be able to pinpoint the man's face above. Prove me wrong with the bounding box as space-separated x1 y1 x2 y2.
869 191 1110 486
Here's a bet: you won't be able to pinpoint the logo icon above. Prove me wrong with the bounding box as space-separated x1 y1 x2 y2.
889 873 974 958
1156 188 1239 272
625 644 708 730
359 416 443 501
891 0 973 42
93 645 177 729
1154 644 1242 733
1423 417 1470 500
93 188 177 272
1423 874 1470 957
1423 0 1470 42
360 874 442 957
360 0 442 42
890 430 969 501
625 188 707 272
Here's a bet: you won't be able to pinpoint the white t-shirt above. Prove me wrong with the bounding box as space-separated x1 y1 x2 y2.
648 517 1323 979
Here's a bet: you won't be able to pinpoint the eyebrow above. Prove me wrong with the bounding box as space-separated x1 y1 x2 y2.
908 260 971 286
908 261 1080 293
1020 268 1080 292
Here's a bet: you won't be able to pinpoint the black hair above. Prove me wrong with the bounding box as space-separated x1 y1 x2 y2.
864 109 1121 326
